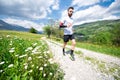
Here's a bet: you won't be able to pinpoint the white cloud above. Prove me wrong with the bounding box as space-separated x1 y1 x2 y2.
52 0 59 10
0 0 59 19
2 18 44 31
106 0 120 14
67 0 120 25
72 0 100 7
72 5 105 25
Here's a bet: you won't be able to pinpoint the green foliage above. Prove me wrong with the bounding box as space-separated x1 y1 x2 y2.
74 19 120 46
111 23 120 46
0 34 64 80
43 25 51 38
76 42 120 57
52 27 64 38
0 30 42 40
43 25 64 39
29 27 37 34
91 31 112 45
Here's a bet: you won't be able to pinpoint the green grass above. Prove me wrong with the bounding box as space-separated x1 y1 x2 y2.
76 42 120 58
51 37 120 58
0 30 43 40
0 30 64 80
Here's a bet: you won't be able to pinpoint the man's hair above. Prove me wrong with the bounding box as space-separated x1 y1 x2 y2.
68 7 74 11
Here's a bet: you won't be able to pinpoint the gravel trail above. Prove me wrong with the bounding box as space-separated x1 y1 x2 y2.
45 40 120 80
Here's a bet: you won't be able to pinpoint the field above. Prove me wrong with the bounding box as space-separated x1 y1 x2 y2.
0 30 64 80
52 37 120 58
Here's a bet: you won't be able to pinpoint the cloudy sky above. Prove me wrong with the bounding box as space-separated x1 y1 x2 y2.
0 0 120 31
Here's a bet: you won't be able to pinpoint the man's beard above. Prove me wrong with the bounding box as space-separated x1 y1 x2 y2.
68 14 72 17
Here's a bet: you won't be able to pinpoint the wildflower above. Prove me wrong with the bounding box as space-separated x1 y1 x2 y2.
31 65 34 67
33 43 37 46
32 46 41 53
36 66 39 69
24 63 28 69
43 73 46 77
50 61 54 64
23 63 28 66
9 47 15 53
0 61 5 65
15 55 19 57
39 67 43 71
19 54 27 58
37 56 42 59
31 52 40 55
0 70 3 73
28 57 32 61
9 41 13 46
25 47 33 52
48 58 54 64
6 35 10 37
48 58 52 62
8 64 13 68
44 64 47 67
46 51 50 54
49 72 53 75
25 49 28 52
24 65 28 69
28 70 33 73
9 43 12 46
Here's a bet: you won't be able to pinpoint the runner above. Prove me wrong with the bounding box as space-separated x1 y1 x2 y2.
59 7 76 60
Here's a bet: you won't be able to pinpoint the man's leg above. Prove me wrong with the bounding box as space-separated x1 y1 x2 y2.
71 39 76 51
70 39 76 60
63 42 67 55
70 39 76 56
63 42 67 49
63 35 69 55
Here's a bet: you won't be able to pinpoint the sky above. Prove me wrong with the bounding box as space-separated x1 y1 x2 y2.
0 0 120 31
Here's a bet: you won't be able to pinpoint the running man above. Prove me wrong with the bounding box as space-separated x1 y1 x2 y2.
59 7 76 57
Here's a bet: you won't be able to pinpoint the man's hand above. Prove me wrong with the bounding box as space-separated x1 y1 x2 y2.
59 22 67 28
67 23 72 27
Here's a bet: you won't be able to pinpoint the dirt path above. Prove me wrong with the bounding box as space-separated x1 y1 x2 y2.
45 39 120 80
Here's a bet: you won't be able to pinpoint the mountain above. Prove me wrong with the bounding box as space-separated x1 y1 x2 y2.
0 20 29 32
74 19 120 36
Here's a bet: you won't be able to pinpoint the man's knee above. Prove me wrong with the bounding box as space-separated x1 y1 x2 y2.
73 42 76 45
72 41 76 45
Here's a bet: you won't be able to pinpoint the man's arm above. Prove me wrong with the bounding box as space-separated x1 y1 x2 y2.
59 22 67 28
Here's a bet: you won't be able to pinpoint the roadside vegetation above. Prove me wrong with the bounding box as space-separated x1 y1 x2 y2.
0 30 64 80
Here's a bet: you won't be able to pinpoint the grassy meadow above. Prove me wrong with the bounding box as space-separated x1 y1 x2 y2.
0 30 64 80
52 37 120 58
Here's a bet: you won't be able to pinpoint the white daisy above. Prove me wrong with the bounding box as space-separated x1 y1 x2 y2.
0 61 5 65
39 67 43 71
8 64 13 68
28 57 32 61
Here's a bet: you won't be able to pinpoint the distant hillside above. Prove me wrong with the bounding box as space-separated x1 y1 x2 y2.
74 19 120 36
0 20 29 32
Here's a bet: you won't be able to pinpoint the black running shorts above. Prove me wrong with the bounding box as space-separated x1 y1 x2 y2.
63 35 75 42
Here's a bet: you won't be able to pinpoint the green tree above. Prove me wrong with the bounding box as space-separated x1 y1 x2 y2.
91 31 112 45
51 26 64 38
43 25 51 38
111 23 120 46
29 27 37 34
